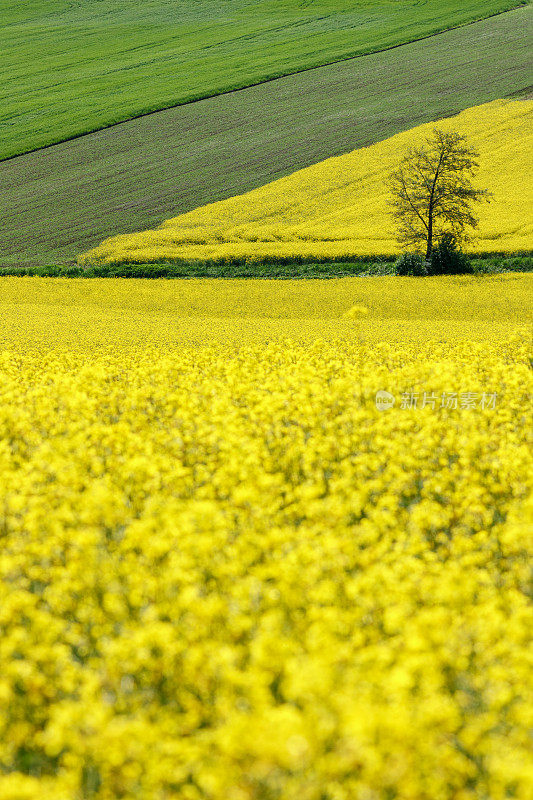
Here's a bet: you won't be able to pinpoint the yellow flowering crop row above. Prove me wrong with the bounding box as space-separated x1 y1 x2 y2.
0 272 529 350
78 99 533 267
0 276 532 799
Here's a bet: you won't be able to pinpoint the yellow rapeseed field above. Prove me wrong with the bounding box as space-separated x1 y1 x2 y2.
78 99 533 267
0 275 532 800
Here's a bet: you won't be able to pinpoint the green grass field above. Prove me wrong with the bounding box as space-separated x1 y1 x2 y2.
0 6 530 269
2 255 532 279
1 0 525 161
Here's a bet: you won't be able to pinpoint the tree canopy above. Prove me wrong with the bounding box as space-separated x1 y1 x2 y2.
388 129 492 260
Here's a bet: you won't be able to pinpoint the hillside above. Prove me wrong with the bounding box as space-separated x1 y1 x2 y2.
1 0 525 161
1 5 531 268
78 99 533 266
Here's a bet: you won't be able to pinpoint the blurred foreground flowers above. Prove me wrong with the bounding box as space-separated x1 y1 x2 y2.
0 276 531 799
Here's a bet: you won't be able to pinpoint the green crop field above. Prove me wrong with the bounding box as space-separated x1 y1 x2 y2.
0 6 530 268
1 0 526 161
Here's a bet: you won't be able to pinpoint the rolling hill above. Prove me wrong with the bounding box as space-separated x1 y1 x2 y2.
1 5 531 268
78 99 533 266
1 0 525 160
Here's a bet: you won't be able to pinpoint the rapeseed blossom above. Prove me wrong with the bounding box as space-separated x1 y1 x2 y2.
78 99 533 267
344 304 369 318
0 275 531 799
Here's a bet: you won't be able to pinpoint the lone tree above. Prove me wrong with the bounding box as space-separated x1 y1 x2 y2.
388 129 492 261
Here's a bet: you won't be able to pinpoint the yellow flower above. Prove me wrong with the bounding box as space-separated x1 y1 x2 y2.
344 304 369 318
0 274 531 799
78 99 533 267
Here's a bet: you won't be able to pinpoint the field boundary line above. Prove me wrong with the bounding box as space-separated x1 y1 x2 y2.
1 2 529 165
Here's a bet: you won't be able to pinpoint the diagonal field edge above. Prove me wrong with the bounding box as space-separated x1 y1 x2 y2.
0 2 527 166
0 5 531 268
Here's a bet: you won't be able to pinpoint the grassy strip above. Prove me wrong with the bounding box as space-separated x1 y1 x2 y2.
1 1 525 161
2 256 531 279
1 7 531 270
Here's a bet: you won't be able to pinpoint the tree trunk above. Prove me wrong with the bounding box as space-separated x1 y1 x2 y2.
425 212 433 261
